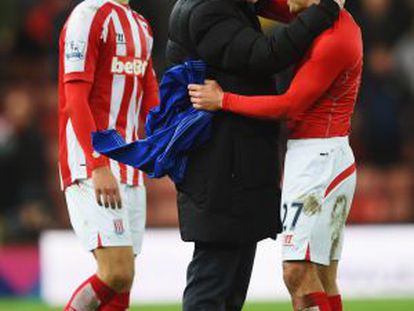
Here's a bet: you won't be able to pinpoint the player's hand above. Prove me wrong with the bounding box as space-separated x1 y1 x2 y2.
188 80 224 112
92 166 122 209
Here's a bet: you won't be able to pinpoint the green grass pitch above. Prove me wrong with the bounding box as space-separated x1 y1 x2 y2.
1 299 414 311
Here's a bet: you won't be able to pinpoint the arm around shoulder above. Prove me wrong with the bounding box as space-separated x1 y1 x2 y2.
189 0 340 75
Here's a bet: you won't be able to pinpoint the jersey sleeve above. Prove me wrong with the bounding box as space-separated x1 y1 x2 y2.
140 59 160 123
65 81 109 170
62 5 102 83
222 32 350 119
257 0 295 23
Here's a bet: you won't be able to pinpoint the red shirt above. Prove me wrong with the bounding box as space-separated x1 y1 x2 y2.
58 0 159 189
223 10 363 139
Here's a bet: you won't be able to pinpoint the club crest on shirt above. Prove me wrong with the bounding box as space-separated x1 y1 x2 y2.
113 219 125 235
65 40 86 61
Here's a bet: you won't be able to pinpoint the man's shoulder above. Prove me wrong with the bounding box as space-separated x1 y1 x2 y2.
71 0 108 14
187 0 245 34
132 11 153 34
312 11 361 56
327 11 361 43
63 0 120 41
190 0 239 18
68 0 114 23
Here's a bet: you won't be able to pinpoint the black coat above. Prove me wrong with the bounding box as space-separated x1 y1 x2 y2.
166 0 339 243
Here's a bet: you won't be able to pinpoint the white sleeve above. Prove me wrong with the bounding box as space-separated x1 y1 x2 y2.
63 2 101 78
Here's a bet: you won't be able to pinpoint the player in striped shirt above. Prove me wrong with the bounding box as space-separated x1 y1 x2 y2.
58 0 159 310
189 0 361 310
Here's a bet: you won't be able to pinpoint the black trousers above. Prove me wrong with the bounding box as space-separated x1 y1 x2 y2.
183 241 257 311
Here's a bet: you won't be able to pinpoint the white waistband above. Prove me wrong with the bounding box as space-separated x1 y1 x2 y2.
287 136 349 149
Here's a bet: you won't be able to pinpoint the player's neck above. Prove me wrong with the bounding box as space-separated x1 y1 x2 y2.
114 0 129 5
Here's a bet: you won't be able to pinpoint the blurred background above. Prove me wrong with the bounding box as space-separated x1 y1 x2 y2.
0 0 413 309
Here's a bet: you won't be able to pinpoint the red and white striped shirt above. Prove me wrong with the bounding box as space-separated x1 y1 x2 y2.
58 0 159 189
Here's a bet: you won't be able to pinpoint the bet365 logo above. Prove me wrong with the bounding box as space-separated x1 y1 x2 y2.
111 56 148 77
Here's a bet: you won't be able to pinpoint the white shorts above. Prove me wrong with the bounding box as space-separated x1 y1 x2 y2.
281 137 356 266
65 179 146 255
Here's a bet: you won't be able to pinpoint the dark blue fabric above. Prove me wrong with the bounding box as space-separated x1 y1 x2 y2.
92 60 213 183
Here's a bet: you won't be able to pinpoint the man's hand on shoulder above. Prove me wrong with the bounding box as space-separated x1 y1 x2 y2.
92 166 122 209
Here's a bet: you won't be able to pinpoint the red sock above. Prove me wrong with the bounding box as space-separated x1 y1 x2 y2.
294 292 332 311
328 295 343 311
65 275 116 311
100 292 130 311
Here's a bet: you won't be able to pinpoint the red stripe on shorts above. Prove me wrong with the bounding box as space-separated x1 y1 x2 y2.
305 243 311 261
324 163 356 198
97 233 103 249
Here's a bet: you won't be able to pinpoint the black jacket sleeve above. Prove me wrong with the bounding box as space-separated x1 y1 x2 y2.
189 0 340 75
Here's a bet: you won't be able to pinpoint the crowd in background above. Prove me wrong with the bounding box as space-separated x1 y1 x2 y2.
0 0 413 244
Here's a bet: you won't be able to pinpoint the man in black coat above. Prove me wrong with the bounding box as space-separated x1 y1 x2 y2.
166 0 342 310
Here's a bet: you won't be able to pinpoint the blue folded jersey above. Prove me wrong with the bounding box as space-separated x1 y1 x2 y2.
92 60 213 184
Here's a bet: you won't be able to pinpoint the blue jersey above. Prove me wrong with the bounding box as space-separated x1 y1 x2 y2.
92 60 213 183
